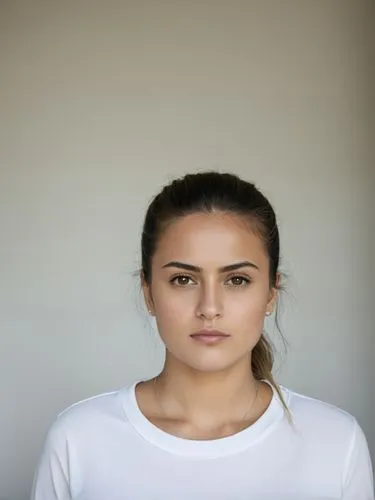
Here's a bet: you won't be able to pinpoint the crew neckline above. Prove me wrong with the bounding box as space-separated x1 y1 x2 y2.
121 379 289 458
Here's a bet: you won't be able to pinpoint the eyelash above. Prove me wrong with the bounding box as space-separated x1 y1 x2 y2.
169 274 251 287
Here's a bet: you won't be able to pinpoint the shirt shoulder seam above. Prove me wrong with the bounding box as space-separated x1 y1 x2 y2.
340 417 358 494
286 388 354 419
57 389 120 418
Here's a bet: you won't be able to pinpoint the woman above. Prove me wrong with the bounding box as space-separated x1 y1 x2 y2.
32 171 374 499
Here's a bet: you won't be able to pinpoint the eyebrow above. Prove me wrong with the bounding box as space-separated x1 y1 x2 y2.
161 260 259 273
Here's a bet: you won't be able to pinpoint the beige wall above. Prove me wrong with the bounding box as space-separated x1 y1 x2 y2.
0 1 374 498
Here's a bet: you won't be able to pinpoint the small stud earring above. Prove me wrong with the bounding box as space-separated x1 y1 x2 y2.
266 311 271 316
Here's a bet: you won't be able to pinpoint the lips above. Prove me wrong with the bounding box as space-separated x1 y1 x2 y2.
190 329 230 338
190 329 230 344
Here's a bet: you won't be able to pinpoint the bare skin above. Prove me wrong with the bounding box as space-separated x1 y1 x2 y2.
139 211 279 440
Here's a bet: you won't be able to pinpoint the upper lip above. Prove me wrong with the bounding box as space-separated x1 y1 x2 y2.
190 329 230 337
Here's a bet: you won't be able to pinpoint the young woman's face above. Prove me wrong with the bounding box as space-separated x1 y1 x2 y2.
143 212 278 373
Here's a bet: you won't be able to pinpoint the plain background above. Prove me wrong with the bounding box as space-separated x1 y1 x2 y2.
0 1 374 499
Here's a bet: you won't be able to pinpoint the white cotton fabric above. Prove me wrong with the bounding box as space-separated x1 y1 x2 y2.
31 380 374 500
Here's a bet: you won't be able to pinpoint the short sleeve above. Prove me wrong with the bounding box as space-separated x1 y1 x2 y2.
342 419 374 499
30 420 73 500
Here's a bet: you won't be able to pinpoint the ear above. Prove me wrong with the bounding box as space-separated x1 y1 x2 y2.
141 271 155 315
266 272 281 314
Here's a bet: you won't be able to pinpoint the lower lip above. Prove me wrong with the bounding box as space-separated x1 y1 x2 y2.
190 334 230 344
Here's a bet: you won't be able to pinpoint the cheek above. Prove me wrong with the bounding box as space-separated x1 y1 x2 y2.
151 284 192 327
226 285 269 315
230 299 266 339
225 288 270 344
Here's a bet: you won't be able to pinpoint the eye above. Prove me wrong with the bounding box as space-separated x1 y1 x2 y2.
226 275 251 287
170 275 195 287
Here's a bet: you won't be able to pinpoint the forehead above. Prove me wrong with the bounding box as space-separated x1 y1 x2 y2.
154 212 268 268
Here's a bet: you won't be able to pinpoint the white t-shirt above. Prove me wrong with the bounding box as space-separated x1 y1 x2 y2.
31 380 374 500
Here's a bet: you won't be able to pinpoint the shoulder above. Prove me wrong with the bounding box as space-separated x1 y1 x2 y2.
280 387 373 495
285 386 354 417
286 386 355 423
282 385 362 452
284 387 373 494
45 386 131 445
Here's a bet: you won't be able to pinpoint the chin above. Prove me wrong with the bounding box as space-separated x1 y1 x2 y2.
177 354 239 373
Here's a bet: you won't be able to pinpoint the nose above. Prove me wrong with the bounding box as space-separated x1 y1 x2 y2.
195 282 223 320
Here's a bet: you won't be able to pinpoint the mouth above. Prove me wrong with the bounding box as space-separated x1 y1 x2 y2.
190 329 230 344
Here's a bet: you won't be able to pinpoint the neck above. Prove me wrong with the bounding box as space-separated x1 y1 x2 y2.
153 352 260 422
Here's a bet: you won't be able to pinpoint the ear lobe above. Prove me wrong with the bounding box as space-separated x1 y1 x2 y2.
267 284 278 312
141 275 155 314
140 270 147 287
